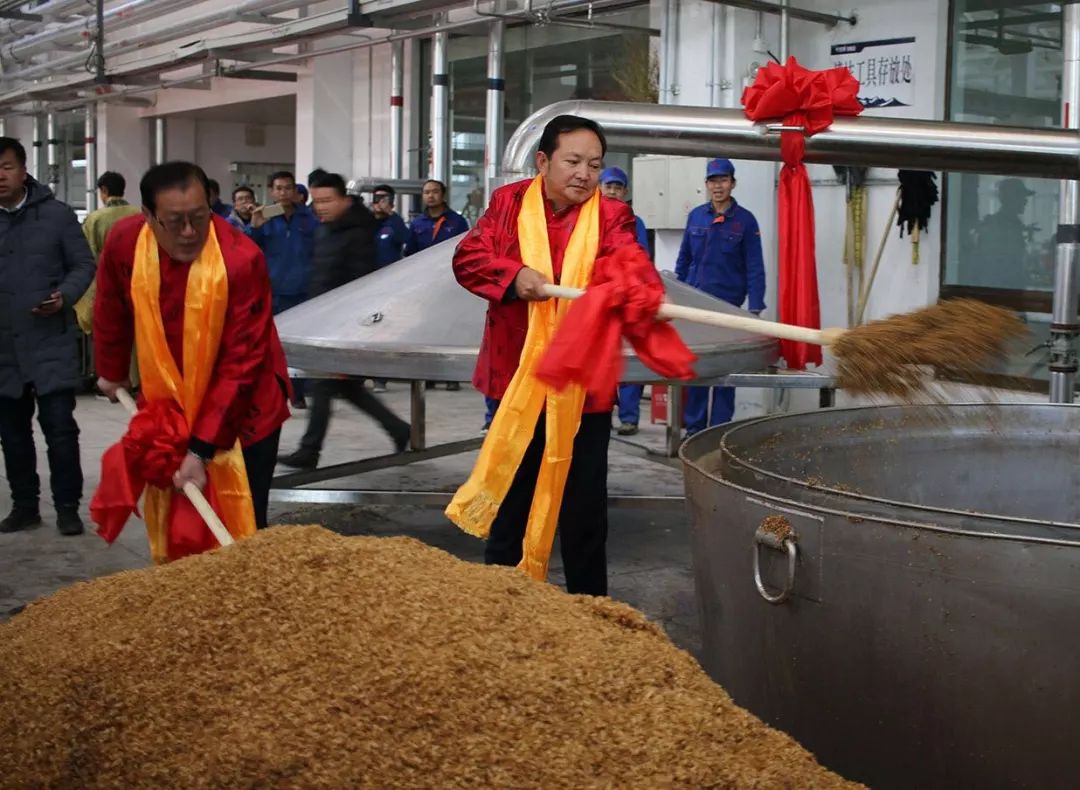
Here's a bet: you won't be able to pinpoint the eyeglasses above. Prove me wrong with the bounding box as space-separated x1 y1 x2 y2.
154 211 211 234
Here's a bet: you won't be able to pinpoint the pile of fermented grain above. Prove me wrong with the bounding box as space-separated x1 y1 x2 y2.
0 527 857 789
832 298 1027 399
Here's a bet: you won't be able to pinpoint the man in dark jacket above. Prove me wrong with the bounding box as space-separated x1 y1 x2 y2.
0 137 96 535
278 172 410 470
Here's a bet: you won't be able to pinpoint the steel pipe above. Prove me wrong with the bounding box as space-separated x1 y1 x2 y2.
1050 2 1080 403
430 26 450 190
2 0 186 66
484 18 505 202
702 0 855 28
0 0 90 41
30 113 43 181
153 116 166 165
45 112 59 193
503 100 1080 180
389 40 404 182
3 0 312 85
779 0 789 61
84 104 97 212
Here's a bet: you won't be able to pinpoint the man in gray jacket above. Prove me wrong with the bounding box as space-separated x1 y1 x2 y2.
0 137 96 535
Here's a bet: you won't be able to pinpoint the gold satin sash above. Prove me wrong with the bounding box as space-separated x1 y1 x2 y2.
131 221 256 563
446 176 599 581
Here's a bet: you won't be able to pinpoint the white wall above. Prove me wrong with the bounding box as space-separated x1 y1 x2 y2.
98 104 152 190
191 121 295 195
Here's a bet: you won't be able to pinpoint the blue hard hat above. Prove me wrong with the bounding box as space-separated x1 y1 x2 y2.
599 166 629 186
706 158 736 178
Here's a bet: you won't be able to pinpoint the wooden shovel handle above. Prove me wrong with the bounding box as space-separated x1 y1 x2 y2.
539 284 845 347
114 389 235 548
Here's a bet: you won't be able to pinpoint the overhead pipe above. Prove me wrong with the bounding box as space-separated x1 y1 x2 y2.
472 0 659 36
430 25 450 190
3 0 313 84
702 0 855 28
503 100 1080 180
483 18 505 202
1050 2 1080 403
2 0 188 66
45 112 60 193
0 0 90 41
28 15 493 114
85 104 97 212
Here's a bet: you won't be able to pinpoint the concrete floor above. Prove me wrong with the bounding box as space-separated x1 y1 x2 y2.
0 383 702 658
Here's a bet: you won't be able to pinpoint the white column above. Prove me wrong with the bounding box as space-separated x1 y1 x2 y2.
295 51 355 183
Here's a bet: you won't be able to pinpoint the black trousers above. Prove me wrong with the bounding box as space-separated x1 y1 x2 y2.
243 428 280 531
299 378 408 452
0 384 83 511
485 411 611 596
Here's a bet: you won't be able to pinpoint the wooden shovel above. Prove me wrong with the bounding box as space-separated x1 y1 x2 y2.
540 285 846 347
114 388 235 548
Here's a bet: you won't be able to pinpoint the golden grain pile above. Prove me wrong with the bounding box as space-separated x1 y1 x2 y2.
0 526 857 789
833 298 1028 399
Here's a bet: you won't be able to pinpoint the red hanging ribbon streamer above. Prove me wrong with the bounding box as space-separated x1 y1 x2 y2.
90 399 223 562
536 245 697 397
742 57 862 369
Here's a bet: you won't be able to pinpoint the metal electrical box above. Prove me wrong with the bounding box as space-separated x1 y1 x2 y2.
632 156 709 231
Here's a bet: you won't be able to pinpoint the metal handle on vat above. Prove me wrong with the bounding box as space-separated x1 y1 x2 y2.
753 527 797 605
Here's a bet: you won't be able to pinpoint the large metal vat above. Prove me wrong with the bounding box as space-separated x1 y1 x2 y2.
274 238 778 382
680 404 1080 789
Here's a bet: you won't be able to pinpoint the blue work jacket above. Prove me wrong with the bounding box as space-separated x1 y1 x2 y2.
675 199 766 313
404 208 469 256
375 213 409 268
244 204 319 298
634 215 649 253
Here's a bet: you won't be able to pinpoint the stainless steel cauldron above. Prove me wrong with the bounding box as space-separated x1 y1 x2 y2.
680 403 1080 789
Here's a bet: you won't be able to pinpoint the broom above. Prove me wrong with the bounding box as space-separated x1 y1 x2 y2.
540 286 1027 400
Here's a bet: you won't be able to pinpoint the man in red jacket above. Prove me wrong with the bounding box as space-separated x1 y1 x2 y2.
94 161 291 532
451 115 660 595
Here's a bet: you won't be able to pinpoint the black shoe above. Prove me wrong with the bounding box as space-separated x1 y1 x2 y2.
617 423 639 436
56 507 84 537
392 426 411 454
278 448 319 469
291 397 307 411
446 381 461 391
0 506 41 534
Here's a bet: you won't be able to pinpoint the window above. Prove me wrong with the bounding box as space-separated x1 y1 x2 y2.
944 1 1064 384
418 9 653 216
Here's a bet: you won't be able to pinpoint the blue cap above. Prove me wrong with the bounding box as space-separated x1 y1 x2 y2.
599 166 628 186
706 158 736 179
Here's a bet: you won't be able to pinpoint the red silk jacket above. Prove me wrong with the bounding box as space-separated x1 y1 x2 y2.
452 178 656 413
94 214 291 452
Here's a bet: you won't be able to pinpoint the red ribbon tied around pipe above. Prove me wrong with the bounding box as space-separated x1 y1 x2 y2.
90 398 222 561
536 245 697 398
742 57 863 369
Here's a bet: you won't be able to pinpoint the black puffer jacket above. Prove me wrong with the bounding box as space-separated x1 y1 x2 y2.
309 201 378 299
0 178 96 398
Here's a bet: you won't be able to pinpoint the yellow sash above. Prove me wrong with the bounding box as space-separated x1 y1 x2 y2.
131 221 256 564
446 176 600 581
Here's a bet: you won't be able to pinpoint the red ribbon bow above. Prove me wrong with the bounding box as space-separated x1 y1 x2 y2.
90 398 222 562
535 245 697 397
742 57 862 368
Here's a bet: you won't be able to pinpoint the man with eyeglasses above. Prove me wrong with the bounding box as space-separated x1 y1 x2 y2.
369 184 408 268
93 161 292 544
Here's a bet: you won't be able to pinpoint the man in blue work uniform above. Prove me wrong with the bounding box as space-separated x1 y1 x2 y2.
404 179 469 256
248 170 319 407
676 158 766 436
408 178 470 391
370 184 409 268
598 166 651 436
